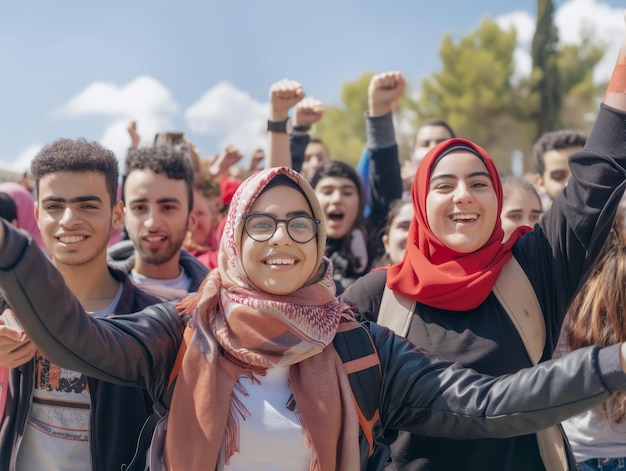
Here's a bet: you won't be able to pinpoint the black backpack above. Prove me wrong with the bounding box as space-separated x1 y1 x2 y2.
123 320 382 470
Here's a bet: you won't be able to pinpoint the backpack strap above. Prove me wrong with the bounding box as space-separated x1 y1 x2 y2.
493 257 568 471
333 320 382 457
492 257 545 364
122 325 194 471
377 285 415 336
377 258 568 471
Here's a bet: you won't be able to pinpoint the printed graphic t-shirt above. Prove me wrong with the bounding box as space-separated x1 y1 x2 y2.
15 285 122 471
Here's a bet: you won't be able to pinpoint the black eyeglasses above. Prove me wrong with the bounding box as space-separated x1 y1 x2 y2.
242 213 320 244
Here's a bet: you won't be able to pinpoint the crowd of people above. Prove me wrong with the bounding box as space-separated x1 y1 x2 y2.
0 13 625 471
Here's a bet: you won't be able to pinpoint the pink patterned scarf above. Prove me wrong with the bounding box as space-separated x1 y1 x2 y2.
164 167 360 470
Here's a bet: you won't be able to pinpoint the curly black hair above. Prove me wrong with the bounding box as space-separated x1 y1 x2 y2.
31 138 119 207
123 145 195 211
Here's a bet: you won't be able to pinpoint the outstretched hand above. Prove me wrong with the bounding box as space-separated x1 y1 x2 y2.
210 145 243 178
127 121 140 148
368 71 406 117
0 322 35 369
269 79 305 121
249 147 265 173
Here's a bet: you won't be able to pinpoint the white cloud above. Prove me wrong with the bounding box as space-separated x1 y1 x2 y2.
185 81 268 156
496 11 535 46
55 75 179 117
12 145 42 173
51 76 180 163
555 0 624 83
497 0 624 84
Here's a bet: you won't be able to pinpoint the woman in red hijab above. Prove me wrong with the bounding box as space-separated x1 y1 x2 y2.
341 25 626 470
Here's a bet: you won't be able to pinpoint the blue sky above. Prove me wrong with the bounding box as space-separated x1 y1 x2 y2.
0 0 624 173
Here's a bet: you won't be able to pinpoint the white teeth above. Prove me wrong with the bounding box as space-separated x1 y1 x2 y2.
145 236 165 242
265 258 296 265
452 214 478 221
59 235 85 243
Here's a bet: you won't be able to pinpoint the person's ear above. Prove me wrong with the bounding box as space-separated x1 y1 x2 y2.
382 234 390 255
111 201 125 229
187 208 198 233
533 173 545 191
34 203 40 228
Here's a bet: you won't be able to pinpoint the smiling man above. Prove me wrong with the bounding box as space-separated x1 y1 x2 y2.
108 146 208 293
0 138 163 470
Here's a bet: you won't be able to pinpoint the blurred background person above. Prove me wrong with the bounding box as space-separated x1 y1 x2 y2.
500 175 543 242
0 182 45 252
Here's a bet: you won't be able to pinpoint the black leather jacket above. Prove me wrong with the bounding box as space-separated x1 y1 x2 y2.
1 225 626 470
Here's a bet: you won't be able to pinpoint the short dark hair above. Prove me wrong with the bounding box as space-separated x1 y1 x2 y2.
533 130 587 175
123 146 195 211
30 138 119 207
418 119 456 139
0 192 17 223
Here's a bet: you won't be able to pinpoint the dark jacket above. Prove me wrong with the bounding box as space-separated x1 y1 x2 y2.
1 225 626 470
340 104 626 470
0 265 163 471
107 239 208 292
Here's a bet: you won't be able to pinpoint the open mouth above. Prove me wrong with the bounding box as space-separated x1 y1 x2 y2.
328 212 344 222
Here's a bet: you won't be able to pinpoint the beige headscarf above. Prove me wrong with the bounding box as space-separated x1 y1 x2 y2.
165 167 360 470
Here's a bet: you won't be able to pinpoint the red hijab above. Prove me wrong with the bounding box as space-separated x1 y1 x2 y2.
386 138 530 311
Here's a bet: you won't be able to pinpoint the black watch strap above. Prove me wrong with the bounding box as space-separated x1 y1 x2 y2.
267 118 289 133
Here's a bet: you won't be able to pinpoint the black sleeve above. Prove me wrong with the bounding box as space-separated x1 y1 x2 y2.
289 133 310 173
340 270 387 322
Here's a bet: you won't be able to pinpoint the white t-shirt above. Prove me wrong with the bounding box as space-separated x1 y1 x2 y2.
15 284 123 471
130 268 191 293
227 366 311 470
562 406 626 462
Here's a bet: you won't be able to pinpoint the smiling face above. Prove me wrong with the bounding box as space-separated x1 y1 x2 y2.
124 169 196 279
314 176 359 240
240 185 318 295
36 171 123 269
426 151 498 253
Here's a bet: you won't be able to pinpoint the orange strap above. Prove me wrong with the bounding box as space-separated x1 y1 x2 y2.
167 326 194 387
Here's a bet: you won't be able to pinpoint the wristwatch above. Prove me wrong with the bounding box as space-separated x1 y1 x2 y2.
267 118 292 133
293 124 311 133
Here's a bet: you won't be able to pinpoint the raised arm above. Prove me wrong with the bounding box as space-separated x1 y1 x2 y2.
265 79 304 169
0 221 183 400
604 11 626 110
366 72 404 237
290 97 324 172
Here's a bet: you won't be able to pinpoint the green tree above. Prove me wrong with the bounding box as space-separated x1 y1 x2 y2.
413 16 523 171
531 0 561 140
557 28 607 132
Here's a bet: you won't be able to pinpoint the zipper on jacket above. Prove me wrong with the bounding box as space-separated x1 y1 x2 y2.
9 365 35 471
